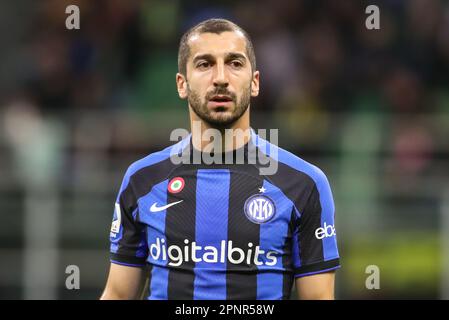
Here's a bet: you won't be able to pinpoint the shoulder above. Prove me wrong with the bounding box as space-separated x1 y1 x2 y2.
252 132 331 190
278 146 330 190
252 131 335 217
119 135 190 193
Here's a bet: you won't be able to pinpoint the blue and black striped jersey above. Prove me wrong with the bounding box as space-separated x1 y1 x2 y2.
109 130 340 299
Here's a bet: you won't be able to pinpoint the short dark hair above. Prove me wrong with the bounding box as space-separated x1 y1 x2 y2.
178 18 256 76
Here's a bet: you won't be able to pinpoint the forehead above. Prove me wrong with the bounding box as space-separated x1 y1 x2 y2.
188 30 248 60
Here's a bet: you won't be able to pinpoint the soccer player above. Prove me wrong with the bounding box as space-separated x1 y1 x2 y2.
100 18 340 300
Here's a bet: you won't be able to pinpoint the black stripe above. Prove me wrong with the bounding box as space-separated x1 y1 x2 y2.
109 253 146 265
294 258 340 275
281 208 295 299
166 168 197 299
254 155 320 298
116 157 179 258
146 263 153 299
114 203 145 258
255 155 326 279
226 165 262 299
260 160 316 221
298 185 324 265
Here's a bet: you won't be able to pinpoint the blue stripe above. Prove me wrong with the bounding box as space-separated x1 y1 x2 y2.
295 265 341 278
137 179 169 299
148 265 169 300
320 200 338 260
193 169 230 300
256 180 293 299
252 130 339 261
110 243 119 253
110 260 145 267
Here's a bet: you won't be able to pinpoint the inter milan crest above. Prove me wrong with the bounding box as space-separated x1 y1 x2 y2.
244 194 276 224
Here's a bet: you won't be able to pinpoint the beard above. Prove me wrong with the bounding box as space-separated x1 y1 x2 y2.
187 83 251 128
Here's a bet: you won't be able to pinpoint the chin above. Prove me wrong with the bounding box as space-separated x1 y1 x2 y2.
205 115 238 127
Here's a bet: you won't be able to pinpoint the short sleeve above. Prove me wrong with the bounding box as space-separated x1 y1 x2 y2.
293 171 340 277
109 169 148 267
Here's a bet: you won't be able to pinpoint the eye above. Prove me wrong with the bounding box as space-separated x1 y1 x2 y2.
197 61 211 70
230 60 243 68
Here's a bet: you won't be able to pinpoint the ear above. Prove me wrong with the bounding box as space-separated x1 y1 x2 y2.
251 70 260 97
176 73 188 99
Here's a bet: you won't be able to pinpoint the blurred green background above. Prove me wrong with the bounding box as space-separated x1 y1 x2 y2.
0 0 448 299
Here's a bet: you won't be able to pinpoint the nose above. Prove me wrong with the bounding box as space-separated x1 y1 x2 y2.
213 61 229 88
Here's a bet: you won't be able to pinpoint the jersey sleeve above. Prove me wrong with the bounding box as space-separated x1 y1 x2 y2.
293 169 340 277
109 168 148 267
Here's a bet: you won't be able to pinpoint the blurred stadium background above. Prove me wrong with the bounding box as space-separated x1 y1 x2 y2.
1 0 448 299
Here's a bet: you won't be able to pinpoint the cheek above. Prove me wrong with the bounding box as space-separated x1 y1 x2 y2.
187 83 207 102
231 71 252 86
189 76 210 94
235 77 253 95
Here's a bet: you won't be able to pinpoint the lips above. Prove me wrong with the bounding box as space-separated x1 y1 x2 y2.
209 95 233 102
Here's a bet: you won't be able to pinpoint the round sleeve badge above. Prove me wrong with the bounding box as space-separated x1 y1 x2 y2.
168 177 185 193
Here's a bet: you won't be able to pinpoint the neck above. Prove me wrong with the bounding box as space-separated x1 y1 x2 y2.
189 106 251 153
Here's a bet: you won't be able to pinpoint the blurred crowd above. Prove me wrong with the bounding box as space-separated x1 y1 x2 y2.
1 0 448 168
2 0 449 112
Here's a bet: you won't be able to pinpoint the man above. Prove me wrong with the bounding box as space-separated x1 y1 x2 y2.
101 18 340 300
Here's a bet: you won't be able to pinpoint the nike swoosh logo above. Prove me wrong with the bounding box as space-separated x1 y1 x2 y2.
150 200 183 213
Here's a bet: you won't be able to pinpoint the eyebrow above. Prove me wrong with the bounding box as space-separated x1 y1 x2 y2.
192 52 247 64
226 52 247 61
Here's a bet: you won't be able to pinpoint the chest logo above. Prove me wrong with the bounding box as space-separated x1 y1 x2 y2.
244 195 276 224
150 200 183 213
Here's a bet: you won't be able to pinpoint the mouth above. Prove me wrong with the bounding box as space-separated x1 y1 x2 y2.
208 95 234 109
209 95 233 102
